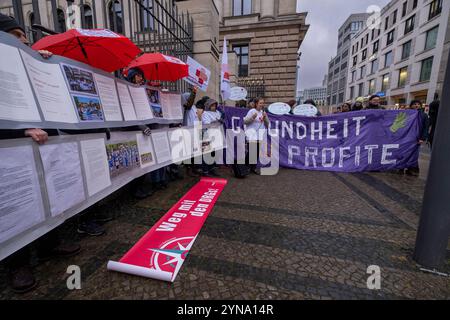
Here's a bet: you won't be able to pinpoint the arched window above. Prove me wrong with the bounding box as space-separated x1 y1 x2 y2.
82 5 93 29
108 1 123 34
57 9 66 32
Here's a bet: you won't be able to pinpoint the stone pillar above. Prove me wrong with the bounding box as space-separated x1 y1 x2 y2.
176 0 220 100
222 0 231 19
278 0 297 16
260 0 275 21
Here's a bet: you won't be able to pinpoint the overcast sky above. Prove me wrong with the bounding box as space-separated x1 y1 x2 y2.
296 0 391 91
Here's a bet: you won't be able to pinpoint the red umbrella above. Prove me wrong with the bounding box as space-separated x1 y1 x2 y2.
125 53 189 82
32 29 141 73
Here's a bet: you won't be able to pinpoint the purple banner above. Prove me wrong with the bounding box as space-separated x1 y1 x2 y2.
223 106 421 172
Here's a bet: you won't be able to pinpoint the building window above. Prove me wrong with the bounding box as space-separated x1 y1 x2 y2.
371 59 379 74
429 0 443 20
385 16 389 30
382 74 390 91
413 0 418 10
402 1 408 17
233 44 249 77
385 51 393 68
351 70 356 83
362 49 367 61
368 79 376 94
57 9 66 32
387 30 394 46
402 40 412 60
82 5 93 29
398 67 408 87
233 0 252 16
420 57 434 82
353 55 358 67
404 15 415 35
359 65 366 79
393 10 398 24
140 0 155 31
350 86 355 99
373 40 379 53
425 26 439 50
108 1 123 34
358 83 364 96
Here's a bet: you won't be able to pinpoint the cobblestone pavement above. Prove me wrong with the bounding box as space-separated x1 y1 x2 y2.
0 151 449 300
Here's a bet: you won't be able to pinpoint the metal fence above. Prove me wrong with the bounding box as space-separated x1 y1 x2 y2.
237 77 266 100
4 0 194 92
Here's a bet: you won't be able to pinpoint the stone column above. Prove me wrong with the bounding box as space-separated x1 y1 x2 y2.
278 0 297 16
176 0 220 100
260 0 275 21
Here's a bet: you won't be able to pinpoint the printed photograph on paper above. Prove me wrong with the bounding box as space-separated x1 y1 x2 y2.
73 95 105 121
146 88 163 118
63 64 98 95
106 141 140 178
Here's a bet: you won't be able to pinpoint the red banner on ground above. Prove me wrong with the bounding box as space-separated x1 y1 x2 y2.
107 177 228 282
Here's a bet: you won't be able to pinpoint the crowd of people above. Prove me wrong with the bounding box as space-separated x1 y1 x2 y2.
0 13 227 294
0 11 442 294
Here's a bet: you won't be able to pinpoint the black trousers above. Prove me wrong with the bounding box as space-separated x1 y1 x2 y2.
246 141 261 171
4 230 60 270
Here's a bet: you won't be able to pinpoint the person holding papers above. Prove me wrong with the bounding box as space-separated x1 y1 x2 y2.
244 97 270 175
0 13 81 294
0 13 53 144
200 99 223 177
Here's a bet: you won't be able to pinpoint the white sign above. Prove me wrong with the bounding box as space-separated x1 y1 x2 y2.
76 29 119 38
0 146 46 243
293 104 318 117
229 87 248 101
268 102 291 115
39 142 86 217
0 44 41 122
20 50 79 123
184 56 210 92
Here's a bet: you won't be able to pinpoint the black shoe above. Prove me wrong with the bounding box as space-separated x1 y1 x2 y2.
201 172 214 178
134 188 150 200
93 213 114 223
77 221 105 236
39 243 81 262
209 169 221 177
9 266 37 294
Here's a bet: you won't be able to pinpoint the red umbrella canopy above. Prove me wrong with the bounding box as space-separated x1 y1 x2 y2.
125 53 189 82
32 29 142 73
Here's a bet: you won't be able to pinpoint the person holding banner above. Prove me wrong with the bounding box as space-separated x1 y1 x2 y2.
123 67 158 197
200 99 223 177
404 100 430 176
352 97 365 111
244 98 270 175
366 94 385 110
0 13 82 294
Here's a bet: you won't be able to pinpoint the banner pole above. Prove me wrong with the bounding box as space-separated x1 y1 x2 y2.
413 49 450 270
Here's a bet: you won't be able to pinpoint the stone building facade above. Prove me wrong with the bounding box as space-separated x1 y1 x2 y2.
218 0 309 104
0 0 309 104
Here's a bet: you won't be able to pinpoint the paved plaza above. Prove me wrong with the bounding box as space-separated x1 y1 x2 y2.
0 150 449 300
